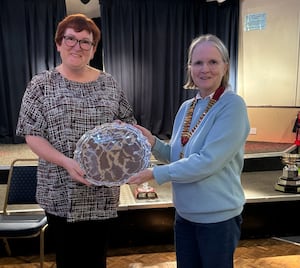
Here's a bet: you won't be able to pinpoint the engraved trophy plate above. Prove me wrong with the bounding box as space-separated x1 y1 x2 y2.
74 122 151 187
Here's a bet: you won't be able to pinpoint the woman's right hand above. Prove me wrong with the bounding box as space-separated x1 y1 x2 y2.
25 135 91 186
62 157 91 186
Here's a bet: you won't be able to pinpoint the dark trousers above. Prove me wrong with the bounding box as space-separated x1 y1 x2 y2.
174 212 242 268
46 212 113 268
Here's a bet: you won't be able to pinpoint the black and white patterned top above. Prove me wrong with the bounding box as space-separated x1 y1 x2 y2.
16 69 136 222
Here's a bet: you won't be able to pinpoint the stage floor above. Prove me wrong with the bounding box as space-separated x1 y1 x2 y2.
0 141 299 212
0 141 296 169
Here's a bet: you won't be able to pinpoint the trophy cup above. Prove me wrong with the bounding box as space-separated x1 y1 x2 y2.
135 182 158 200
275 153 300 193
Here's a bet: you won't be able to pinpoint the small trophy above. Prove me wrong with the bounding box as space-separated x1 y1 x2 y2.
275 153 300 193
135 182 158 200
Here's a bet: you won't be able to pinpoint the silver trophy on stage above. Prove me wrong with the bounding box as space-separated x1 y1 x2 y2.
275 153 300 193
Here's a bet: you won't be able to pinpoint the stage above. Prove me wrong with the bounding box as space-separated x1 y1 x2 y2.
1 141 300 244
1 141 299 208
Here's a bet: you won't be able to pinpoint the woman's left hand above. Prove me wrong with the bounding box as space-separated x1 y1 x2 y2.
127 168 154 185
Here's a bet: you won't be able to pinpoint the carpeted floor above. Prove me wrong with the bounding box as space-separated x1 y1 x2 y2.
244 141 294 154
0 144 37 168
0 141 296 167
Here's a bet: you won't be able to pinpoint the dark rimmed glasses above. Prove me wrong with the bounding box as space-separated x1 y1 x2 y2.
63 35 95 51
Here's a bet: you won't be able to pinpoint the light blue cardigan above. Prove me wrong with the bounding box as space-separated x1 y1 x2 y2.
152 88 250 223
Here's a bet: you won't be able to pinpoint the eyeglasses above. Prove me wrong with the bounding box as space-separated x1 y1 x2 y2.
63 35 95 51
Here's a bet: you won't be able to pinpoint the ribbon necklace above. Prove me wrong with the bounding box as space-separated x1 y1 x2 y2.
180 86 225 158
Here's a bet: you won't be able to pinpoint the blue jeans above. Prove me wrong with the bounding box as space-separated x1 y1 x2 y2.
174 212 242 268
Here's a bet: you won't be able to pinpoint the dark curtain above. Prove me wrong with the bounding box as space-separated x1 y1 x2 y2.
0 0 66 144
101 0 239 139
90 17 103 70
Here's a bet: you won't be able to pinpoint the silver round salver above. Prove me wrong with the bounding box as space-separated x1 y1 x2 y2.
74 122 151 186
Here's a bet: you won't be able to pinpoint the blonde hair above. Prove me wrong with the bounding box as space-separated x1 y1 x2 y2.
183 34 230 89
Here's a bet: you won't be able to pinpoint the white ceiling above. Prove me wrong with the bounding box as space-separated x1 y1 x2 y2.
65 0 101 18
